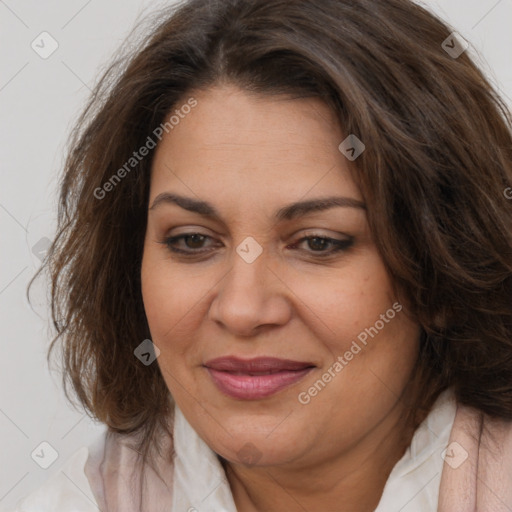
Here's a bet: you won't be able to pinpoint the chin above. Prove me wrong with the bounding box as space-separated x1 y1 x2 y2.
214 433 301 468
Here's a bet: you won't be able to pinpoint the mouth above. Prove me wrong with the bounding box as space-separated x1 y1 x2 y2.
203 356 315 400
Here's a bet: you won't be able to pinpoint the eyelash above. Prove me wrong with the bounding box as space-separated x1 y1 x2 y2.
159 233 354 258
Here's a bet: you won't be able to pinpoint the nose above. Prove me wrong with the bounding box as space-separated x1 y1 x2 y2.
208 248 292 337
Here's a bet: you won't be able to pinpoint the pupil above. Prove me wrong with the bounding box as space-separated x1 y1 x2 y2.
309 237 327 251
187 234 204 248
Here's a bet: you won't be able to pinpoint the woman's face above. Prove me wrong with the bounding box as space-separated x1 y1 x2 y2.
141 84 420 468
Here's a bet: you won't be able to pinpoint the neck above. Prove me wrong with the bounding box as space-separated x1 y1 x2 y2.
222 399 418 512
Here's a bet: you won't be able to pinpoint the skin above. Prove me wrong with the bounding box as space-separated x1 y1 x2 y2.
141 84 421 511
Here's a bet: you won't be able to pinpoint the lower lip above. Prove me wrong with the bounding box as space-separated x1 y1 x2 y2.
206 367 314 400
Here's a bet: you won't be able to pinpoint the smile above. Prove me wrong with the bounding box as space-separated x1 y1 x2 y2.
203 356 315 400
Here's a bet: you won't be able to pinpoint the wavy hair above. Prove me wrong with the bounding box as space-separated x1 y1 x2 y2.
29 0 512 465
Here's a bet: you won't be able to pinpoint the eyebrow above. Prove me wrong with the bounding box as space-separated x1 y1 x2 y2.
149 192 366 221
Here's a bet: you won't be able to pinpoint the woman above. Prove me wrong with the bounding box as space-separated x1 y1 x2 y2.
19 0 512 510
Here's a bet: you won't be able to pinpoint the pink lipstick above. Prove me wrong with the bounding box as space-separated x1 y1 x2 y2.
204 356 315 400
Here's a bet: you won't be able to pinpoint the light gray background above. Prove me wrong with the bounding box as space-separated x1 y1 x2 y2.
1 0 511 509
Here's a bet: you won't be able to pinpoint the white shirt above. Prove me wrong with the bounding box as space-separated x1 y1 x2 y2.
12 389 456 511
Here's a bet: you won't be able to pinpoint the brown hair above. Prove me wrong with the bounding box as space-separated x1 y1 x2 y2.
29 0 512 465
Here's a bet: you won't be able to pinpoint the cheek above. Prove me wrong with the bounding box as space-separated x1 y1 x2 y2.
141 242 211 324
288 251 398 348
294 250 419 394
141 250 200 351
140 254 208 398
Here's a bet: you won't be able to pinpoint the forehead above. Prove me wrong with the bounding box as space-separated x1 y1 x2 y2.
149 84 362 203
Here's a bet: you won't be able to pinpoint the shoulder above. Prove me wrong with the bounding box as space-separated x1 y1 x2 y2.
12 442 101 511
438 396 512 511
13 424 177 512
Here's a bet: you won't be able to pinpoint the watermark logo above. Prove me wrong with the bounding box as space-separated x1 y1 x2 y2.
441 441 468 469
237 442 263 465
338 134 366 161
236 236 263 263
442 32 469 59
134 339 160 366
31 236 51 262
31 31 59 59
31 441 59 469
504 187 512 200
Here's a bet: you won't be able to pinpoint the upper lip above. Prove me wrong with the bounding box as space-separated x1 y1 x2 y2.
204 356 315 373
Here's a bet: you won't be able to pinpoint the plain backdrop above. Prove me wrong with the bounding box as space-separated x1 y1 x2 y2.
1 0 511 509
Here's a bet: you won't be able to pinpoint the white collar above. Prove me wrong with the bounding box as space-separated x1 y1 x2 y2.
172 406 237 512
172 389 456 512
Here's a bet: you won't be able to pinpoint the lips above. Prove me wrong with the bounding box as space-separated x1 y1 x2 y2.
204 356 315 400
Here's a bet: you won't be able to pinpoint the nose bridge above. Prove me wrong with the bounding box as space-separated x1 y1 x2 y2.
226 233 272 290
224 244 273 306
209 241 290 335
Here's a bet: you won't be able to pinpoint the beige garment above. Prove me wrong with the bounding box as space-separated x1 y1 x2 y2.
85 396 512 511
14 392 512 511
84 425 175 511
438 401 512 511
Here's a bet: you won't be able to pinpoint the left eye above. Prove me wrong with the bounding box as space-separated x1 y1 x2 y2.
290 235 354 255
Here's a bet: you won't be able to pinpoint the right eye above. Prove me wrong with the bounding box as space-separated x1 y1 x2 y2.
160 233 220 255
